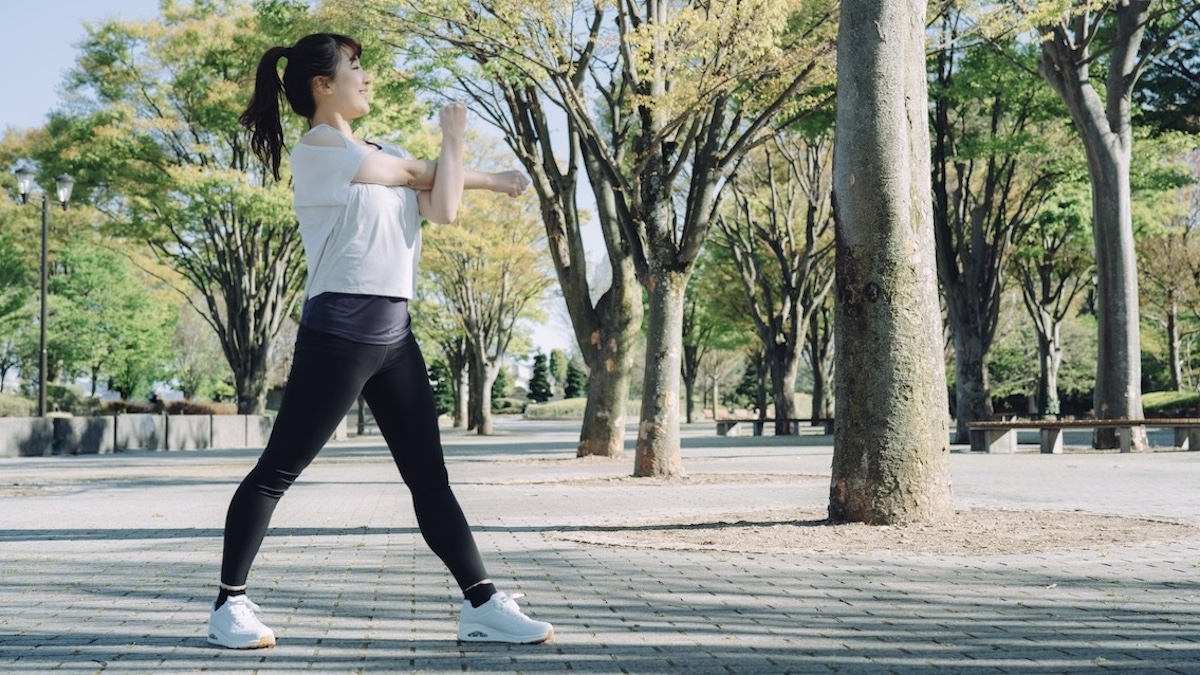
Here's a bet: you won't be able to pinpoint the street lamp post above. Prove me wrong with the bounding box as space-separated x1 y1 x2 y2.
12 167 73 417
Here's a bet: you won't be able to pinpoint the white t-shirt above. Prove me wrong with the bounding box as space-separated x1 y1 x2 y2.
291 124 423 300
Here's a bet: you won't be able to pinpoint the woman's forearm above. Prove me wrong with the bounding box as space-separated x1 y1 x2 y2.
425 131 465 223
409 168 495 192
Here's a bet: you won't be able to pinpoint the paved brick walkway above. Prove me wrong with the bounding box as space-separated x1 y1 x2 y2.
1 420 1198 674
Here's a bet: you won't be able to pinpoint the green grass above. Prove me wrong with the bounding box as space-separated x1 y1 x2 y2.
1143 390 1200 416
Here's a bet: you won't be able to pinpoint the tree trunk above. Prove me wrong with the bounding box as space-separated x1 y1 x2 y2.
447 349 469 429
633 269 686 477
579 359 631 458
467 351 497 436
828 0 955 524
1088 137 1146 448
808 305 835 421
454 367 469 429
1039 3 1148 450
233 342 270 414
1167 295 1181 391
951 329 992 441
575 281 640 458
1036 321 1063 417
682 343 699 424
768 343 800 434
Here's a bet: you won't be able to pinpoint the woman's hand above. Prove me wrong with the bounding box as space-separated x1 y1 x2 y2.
439 102 467 138
492 170 531 198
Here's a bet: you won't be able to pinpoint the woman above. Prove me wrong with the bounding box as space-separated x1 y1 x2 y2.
208 32 552 649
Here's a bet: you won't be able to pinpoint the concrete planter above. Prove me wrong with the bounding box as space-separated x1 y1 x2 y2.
1 413 278 456
246 415 275 448
211 415 248 448
116 414 166 451
52 417 115 455
166 415 212 450
0 417 55 458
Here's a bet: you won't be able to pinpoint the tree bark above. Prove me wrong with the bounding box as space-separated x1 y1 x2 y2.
575 150 643 458
951 328 992 436
1036 321 1063 417
633 269 687 478
467 350 497 436
445 338 470 428
829 0 955 524
1167 295 1181 390
1039 2 1149 450
808 303 835 421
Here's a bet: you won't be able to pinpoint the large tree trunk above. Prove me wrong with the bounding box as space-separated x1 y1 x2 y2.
575 155 642 458
1088 136 1146 447
232 342 271 415
467 351 497 436
768 343 800 434
633 269 687 478
1039 2 1148 450
828 0 955 524
577 283 639 458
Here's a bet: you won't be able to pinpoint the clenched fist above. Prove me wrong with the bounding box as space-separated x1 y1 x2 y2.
493 170 531 198
439 102 467 137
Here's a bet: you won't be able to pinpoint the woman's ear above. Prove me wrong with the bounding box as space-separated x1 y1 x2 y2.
311 75 332 98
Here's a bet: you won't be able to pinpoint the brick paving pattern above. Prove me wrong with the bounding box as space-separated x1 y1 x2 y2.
0 420 1197 674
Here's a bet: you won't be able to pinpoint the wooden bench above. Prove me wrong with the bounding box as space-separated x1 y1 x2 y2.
966 418 1200 454
716 418 834 436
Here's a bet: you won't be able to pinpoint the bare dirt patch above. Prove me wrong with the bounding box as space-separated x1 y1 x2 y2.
549 507 1199 556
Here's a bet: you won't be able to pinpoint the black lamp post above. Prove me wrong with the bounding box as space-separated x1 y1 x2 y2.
12 166 74 417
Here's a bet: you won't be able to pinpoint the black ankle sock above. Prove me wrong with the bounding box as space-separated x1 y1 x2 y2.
215 587 247 610
464 582 497 608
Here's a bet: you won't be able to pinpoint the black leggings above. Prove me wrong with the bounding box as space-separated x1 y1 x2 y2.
220 325 489 591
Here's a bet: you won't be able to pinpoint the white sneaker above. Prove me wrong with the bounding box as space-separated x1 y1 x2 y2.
457 592 553 644
208 596 276 649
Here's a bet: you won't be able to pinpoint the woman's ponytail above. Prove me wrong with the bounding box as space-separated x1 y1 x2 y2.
239 34 362 181
240 46 290 181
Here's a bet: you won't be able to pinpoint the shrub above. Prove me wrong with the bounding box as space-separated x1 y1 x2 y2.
492 397 527 415
164 400 239 415
46 384 97 415
99 400 157 415
0 392 35 417
524 398 641 420
98 399 239 415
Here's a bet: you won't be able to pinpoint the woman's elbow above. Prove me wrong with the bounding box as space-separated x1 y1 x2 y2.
425 207 458 224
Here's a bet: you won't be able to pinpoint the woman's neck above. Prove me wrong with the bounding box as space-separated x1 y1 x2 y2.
309 112 355 139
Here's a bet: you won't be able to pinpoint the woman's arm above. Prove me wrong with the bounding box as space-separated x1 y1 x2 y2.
418 103 466 224
352 156 527 196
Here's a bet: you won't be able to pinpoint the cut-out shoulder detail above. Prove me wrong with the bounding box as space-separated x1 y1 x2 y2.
299 124 354 148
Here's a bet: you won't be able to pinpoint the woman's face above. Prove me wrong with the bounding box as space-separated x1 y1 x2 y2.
316 47 372 120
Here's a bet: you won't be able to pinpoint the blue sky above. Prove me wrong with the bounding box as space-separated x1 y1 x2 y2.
2 1 164 131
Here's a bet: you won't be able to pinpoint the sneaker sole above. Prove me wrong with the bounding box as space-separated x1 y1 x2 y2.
208 633 276 649
457 626 553 645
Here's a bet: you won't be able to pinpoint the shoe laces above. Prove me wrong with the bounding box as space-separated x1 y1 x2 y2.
494 592 530 617
225 597 264 627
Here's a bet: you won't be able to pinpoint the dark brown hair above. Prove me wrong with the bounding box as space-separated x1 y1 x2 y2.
239 33 362 180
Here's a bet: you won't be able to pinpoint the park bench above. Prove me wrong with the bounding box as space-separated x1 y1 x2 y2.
966 418 1200 454
716 418 835 436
